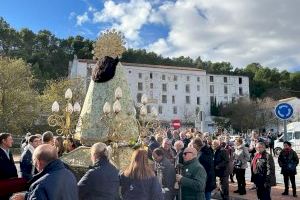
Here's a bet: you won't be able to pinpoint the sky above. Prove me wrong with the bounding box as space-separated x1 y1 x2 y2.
1 0 300 72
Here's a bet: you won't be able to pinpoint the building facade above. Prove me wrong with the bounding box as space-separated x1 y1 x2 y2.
69 57 249 132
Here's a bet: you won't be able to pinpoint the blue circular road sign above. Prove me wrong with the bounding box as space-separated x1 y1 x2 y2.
275 103 294 120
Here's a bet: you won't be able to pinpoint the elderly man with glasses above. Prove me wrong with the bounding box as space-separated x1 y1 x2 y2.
175 147 207 200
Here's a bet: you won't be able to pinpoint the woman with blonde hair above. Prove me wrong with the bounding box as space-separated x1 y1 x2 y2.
120 149 163 200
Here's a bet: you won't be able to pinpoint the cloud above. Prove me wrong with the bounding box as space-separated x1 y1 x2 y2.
68 12 76 20
93 0 152 43
77 0 300 71
146 0 300 71
76 12 90 26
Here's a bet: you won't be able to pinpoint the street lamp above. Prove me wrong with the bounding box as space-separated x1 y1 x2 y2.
136 94 161 145
48 88 81 137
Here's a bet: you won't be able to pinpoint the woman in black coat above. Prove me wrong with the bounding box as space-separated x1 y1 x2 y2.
120 149 163 200
278 141 299 197
199 143 216 200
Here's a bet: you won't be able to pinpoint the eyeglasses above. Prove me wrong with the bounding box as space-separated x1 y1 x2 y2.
183 152 193 156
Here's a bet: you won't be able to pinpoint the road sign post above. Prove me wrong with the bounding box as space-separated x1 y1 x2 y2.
275 103 294 141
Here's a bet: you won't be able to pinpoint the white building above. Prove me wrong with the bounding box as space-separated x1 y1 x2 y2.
69 57 249 132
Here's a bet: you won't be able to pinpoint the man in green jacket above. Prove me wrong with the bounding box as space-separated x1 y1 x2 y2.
176 147 207 200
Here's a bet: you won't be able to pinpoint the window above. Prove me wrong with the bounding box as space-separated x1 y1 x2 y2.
175 84 178 90
239 77 242 84
210 96 215 104
187 76 190 81
295 132 300 139
185 84 190 93
150 83 153 89
197 85 200 91
159 106 163 114
186 96 190 104
239 87 243 95
138 82 143 91
162 83 167 92
224 77 227 83
174 75 177 81
197 97 200 105
224 86 228 94
138 73 142 78
286 132 293 141
147 105 151 113
197 77 200 82
162 74 166 80
210 76 214 82
210 85 214 93
173 106 177 114
137 93 142 103
172 96 175 104
150 73 153 79
162 95 167 103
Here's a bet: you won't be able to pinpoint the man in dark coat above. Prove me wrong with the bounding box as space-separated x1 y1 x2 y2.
148 136 160 160
176 147 207 200
278 141 299 197
212 140 229 200
0 133 18 200
199 143 216 200
251 142 276 200
20 135 40 181
11 144 78 200
78 142 120 200
152 148 176 200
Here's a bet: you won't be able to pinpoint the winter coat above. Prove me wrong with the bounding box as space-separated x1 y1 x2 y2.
214 147 229 177
156 158 176 200
233 145 250 169
20 147 34 181
251 151 276 187
0 148 17 180
120 173 163 200
181 158 207 200
25 159 78 200
78 158 120 200
148 139 160 160
199 145 216 192
278 148 299 175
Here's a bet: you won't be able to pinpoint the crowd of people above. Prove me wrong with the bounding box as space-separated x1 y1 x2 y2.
0 128 299 200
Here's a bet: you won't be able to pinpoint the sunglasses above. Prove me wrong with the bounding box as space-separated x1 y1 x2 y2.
183 152 193 156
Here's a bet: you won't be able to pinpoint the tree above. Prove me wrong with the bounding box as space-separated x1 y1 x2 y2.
0 57 38 134
0 17 20 56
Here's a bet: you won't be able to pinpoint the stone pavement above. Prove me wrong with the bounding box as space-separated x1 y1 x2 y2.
212 181 300 200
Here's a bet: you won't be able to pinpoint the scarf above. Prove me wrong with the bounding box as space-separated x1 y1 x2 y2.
252 153 262 172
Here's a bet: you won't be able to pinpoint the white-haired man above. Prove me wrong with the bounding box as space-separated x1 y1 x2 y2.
78 142 120 200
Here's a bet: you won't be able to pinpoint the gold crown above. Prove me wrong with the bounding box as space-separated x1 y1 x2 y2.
93 29 126 60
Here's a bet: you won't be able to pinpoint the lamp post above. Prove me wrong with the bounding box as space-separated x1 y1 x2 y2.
48 88 81 138
136 94 161 146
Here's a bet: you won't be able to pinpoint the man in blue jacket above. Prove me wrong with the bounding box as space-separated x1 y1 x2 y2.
78 142 120 200
11 144 78 200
